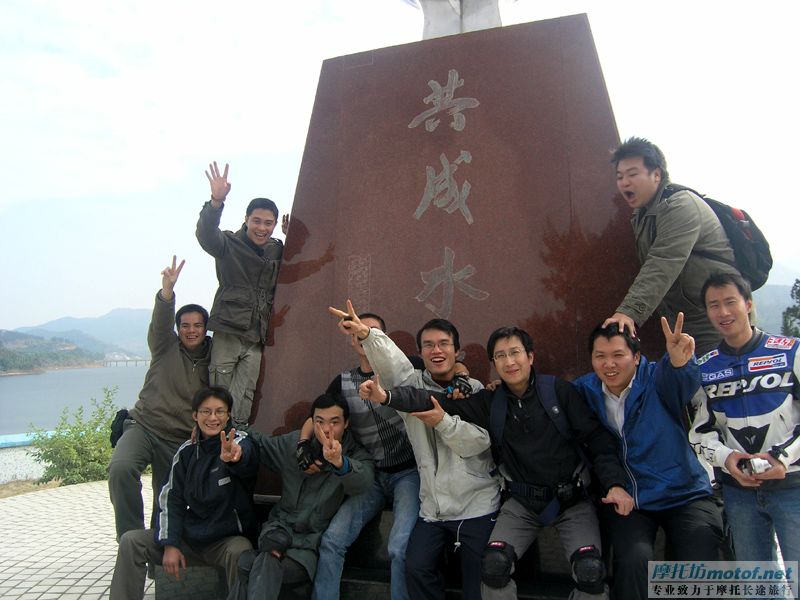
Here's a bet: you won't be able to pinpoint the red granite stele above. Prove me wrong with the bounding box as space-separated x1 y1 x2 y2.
252 15 658 486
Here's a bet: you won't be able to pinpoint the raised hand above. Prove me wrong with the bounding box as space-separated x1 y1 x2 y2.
603 312 636 337
359 376 387 404
160 255 185 301
205 161 231 206
162 545 186 580
328 299 371 340
661 312 695 368
220 429 241 463
315 422 343 469
410 396 445 428
281 214 290 236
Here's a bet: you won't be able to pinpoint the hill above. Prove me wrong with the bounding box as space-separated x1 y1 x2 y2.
0 330 103 374
17 308 150 357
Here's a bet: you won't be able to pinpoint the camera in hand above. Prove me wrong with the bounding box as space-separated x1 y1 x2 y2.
296 438 325 471
737 457 771 475
447 374 473 398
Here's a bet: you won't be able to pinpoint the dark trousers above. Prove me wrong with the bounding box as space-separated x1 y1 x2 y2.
405 513 496 600
603 497 723 600
228 552 310 600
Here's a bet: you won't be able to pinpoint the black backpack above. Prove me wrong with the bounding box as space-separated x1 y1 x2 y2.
662 184 773 290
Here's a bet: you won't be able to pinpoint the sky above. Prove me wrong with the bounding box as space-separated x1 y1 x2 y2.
1 0 798 330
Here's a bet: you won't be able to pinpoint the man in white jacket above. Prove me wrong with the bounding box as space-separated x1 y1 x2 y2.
329 301 500 600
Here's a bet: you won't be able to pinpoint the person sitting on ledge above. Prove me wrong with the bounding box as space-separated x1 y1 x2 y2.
110 386 258 600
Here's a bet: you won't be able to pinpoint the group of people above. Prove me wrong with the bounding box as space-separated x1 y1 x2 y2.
105 137 799 600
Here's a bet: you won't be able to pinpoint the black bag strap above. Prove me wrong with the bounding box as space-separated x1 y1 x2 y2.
489 374 587 464
661 184 739 270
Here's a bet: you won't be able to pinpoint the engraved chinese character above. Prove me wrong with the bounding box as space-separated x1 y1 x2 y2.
414 150 474 224
416 246 489 318
408 69 480 132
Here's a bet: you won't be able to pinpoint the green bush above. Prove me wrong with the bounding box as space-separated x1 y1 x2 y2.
28 386 118 485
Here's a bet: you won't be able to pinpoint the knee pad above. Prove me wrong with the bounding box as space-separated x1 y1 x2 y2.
570 545 605 595
259 527 292 559
481 541 516 589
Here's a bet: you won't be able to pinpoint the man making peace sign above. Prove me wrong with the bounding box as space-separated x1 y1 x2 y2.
572 313 723 600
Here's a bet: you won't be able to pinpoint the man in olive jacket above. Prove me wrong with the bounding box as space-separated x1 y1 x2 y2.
603 137 740 355
197 161 284 428
228 392 375 599
108 256 212 540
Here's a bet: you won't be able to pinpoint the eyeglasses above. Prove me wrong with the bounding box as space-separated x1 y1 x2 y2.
197 408 229 417
493 348 525 362
421 341 454 351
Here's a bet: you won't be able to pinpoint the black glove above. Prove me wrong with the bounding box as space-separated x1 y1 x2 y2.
447 374 472 398
296 439 316 471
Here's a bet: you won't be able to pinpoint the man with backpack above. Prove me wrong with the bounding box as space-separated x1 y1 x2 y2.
603 137 768 355
358 325 634 600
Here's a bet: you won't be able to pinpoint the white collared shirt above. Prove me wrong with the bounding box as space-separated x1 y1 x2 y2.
601 377 634 436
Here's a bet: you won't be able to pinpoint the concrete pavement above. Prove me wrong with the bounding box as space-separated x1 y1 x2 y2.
0 477 156 600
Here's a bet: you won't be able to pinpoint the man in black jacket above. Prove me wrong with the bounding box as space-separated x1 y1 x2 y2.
360 326 633 600
110 387 258 600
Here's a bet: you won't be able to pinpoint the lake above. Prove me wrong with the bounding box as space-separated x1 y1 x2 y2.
0 365 148 436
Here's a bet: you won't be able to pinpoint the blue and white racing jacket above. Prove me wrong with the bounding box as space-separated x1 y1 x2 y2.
690 328 800 489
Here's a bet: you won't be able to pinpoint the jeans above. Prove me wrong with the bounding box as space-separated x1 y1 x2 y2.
313 467 420 600
723 484 800 564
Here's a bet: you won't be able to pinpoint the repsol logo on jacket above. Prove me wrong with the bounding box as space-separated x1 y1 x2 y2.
703 372 793 399
748 353 788 372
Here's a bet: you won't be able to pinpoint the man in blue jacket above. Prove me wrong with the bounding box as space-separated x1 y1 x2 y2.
573 314 723 600
110 386 259 600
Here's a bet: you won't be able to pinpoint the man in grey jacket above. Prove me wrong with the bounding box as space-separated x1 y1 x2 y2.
329 301 500 600
603 137 739 355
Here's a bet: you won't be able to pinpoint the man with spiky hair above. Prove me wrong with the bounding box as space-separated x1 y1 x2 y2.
603 137 739 355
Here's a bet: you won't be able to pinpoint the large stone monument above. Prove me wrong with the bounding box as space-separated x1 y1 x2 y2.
253 14 648 449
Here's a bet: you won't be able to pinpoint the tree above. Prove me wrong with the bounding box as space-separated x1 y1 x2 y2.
782 279 800 337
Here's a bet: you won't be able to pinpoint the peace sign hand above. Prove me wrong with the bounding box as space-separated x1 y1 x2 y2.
220 429 242 463
205 161 231 206
314 422 344 469
661 312 695 368
160 255 185 300
328 299 371 341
